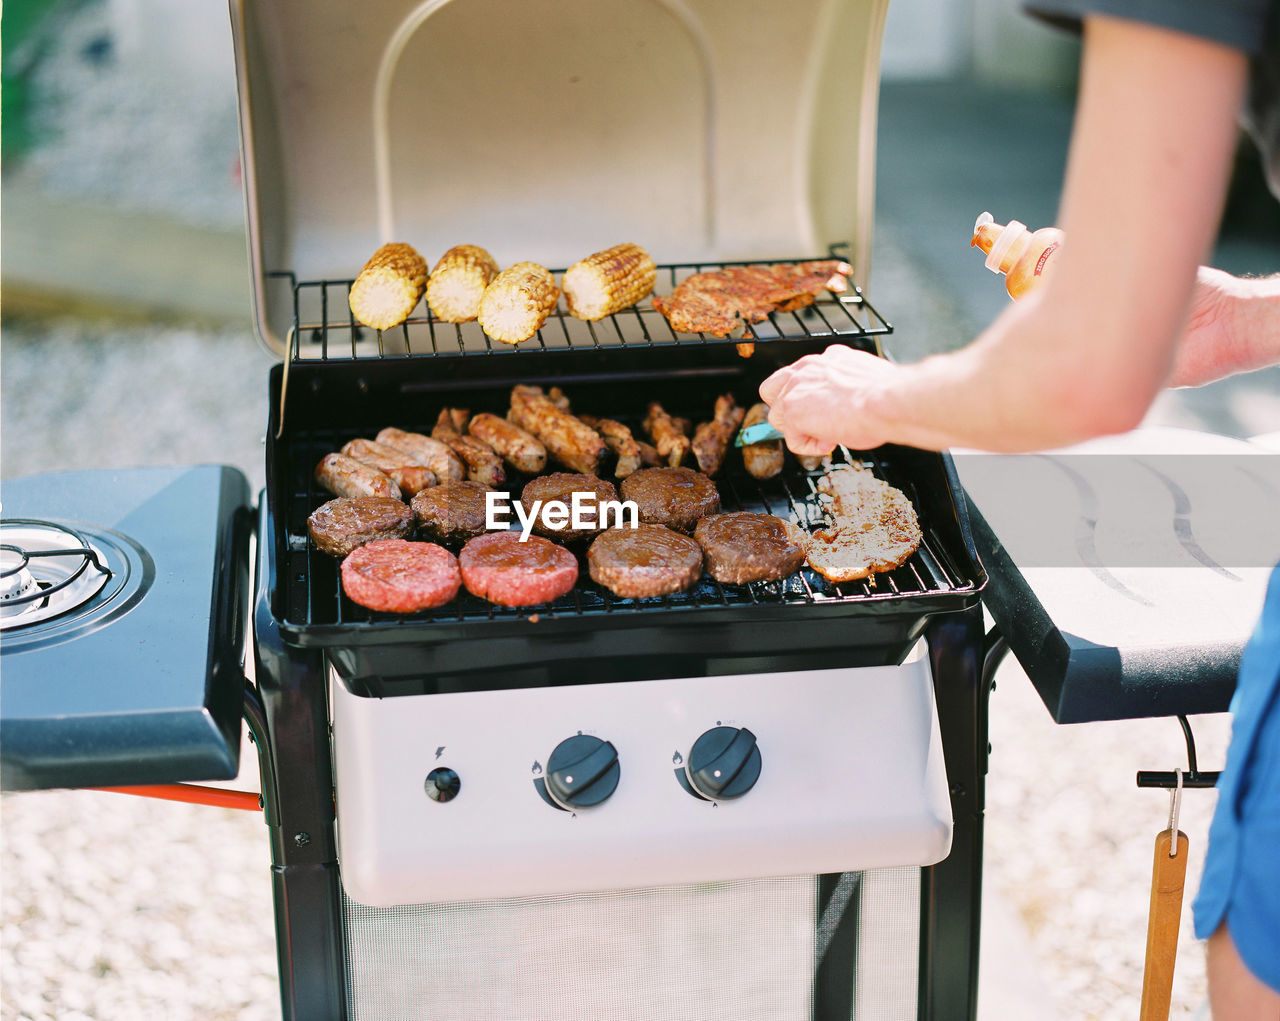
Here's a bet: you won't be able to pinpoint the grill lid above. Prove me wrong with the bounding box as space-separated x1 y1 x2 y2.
229 0 890 357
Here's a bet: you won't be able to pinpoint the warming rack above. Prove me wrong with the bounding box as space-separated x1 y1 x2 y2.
272 254 893 363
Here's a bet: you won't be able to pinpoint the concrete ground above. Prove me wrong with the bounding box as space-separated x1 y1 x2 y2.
2 8 1278 1018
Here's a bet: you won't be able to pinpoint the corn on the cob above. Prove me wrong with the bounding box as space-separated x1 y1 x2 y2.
477 262 559 344
348 242 428 331
562 242 656 321
425 244 499 322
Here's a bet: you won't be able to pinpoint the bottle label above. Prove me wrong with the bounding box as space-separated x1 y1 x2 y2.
1034 241 1060 276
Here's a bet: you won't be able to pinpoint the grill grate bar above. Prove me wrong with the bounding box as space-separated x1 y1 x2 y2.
290 432 969 630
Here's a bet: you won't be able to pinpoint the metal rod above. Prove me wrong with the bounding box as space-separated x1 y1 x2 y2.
1135 771 1220 789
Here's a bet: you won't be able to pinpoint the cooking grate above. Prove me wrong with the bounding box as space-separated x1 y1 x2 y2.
274 255 892 363
279 440 976 633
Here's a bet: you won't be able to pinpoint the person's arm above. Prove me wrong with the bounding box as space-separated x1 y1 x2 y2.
1169 268 1280 387
761 14 1248 454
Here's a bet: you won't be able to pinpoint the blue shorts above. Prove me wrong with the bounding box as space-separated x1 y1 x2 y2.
1193 565 1280 993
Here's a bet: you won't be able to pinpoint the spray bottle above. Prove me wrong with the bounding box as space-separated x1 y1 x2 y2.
970 212 1065 299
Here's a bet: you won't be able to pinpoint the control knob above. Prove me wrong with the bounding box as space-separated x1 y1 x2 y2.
686 726 761 801
545 734 620 810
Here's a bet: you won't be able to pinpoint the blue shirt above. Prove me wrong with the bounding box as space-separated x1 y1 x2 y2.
1192 565 1280 991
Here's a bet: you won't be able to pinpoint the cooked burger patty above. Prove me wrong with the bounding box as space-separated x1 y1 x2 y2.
340 539 461 613
411 480 495 542
520 472 619 542
458 531 579 606
587 523 703 598
307 496 415 557
694 512 808 585
619 466 720 532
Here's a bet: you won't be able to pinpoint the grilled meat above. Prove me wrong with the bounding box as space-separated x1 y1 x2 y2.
410 480 497 543
577 415 642 478
651 260 851 338
508 387 606 474
805 465 923 582
643 402 691 468
619 466 720 533
520 472 619 543
587 523 703 599
691 394 746 476
340 438 437 498
433 408 506 487
740 403 784 479
376 427 466 483
468 412 547 475
314 452 400 501
694 512 807 585
459 531 579 607
307 496 416 558
340 539 461 613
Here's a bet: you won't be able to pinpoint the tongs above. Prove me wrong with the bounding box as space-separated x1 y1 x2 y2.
734 421 785 447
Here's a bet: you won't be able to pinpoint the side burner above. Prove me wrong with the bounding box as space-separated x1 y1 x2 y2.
0 466 252 791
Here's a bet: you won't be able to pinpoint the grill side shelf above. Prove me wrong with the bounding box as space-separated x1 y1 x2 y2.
283 257 892 364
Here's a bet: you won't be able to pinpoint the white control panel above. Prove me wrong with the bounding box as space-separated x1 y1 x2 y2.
331 655 953 907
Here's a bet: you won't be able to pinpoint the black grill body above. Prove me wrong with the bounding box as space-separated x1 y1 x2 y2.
248 271 992 1021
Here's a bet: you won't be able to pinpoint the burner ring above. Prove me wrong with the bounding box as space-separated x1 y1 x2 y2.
0 543 31 579
0 519 123 630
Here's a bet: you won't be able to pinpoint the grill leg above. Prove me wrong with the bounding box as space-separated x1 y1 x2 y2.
813 872 863 1019
919 605 989 1021
255 602 348 1020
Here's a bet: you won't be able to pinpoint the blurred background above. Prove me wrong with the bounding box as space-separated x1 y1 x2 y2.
2 1 1278 1019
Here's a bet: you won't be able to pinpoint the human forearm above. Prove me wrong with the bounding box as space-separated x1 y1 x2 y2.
763 15 1248 454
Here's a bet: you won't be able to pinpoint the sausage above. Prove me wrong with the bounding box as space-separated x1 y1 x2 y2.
740 403 784 479
341 439 438 497
432 409 506 488
375 427 466 483
314 452 400 500
468 412 547 474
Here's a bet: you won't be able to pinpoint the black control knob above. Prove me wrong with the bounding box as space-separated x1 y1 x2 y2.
424 766 461 803
686 726 761 801
545 735 620 810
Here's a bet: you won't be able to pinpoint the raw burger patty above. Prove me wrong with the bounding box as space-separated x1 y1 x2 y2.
459 531 579 606
587 523 703 598
694 512 807 585
618 466 720 532
340 539 461 613
411 480 494 542
520 472 619 542
307 496 414 557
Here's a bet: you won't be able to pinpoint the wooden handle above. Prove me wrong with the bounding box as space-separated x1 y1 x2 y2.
1139 829 1189 1021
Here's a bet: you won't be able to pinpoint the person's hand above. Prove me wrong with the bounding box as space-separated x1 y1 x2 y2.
1168 267 1240 387
1169 268 1280 387
758 344 899 454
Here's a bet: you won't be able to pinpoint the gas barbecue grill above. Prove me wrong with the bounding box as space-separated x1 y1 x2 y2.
9 0 1275 1018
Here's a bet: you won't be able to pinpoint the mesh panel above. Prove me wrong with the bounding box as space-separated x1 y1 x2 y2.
342 869 922 1021
855 868 922 1021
